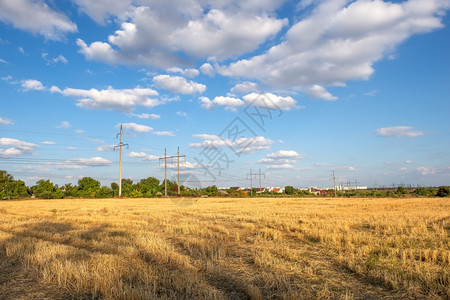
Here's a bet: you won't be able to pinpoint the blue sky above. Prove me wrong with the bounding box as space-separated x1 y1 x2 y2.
1 0 449 189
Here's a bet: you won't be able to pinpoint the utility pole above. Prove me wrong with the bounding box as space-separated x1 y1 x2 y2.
177 146 180 195
258 168 266 193
247 169 259 196
332 171 337 197
355 179 359 190
164 148 167 197
159 148 186 196
114 124 128 197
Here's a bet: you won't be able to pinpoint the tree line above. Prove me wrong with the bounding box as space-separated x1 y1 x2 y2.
1 170 449 199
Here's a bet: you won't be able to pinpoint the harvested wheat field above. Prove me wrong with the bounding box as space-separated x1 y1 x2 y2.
0 197 449 299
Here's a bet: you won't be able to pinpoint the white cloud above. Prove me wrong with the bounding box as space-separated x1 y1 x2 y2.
417 167 437 175
153 131 175 136
56 121 70 129
0 117 13 125
375 126 425 138
76 4 286 67
0 58 8 64
127 151 159 161
176 111 188 118
200 63 215 77
132 113 160 119
153 75 206 95
49 86 62 93
18 46 25 55
243 93 297 110
67 146 77 150
57 157 112 170
41 141 56 145
167 67 199 78
315 162 331 166
267 150 303 160
96 145 115 152
199 97 214 111
21 79 44 91
200 92 297 111
219 0 450 91
404 160 414 164
230 81 259 94
119 123 152 133
304 85 338 101
60 86 160 112
365 89 379 96
259 150 304 168
266 164 296 169
0 137 38 156
52 54 68 64
190 134 273 154
0 0 77 40
71 0 132 24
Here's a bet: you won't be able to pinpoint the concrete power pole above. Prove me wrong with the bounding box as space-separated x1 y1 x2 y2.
114 124 128 197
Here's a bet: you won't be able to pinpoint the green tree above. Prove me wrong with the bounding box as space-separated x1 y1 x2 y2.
77 177 101 198
396 186 408 195
96 186 113 198
121 178 134 197
436 186 450 197
136 177 160 197
203 185 219 196
285 186 295 195
32 179 56 199
0 170 29 199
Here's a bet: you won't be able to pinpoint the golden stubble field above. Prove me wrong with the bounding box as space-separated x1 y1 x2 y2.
0 197 449 299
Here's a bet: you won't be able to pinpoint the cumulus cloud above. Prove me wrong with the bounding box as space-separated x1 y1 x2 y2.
200 63 215 76
243 93 297 110
119 123 152 133
21 79 44 91
60 86 160 112
167 67 199 78
0 117 13 125
259 150 304 169
200 92 297 111
0 0 77 40
199 96 245 111
304 85 338 101
76 4 286 67
230 81 259 94
417 166 437 175
153 75 206 95
375 126 425 138
96 145 115 152
190 134 273 154
153 131 175 136
266 164 296 169
71 0 132 24
219 0 450 90
41 141 56 145
132 113 160 119
57 157 112 169
0 137 38 156
127 151 159 161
